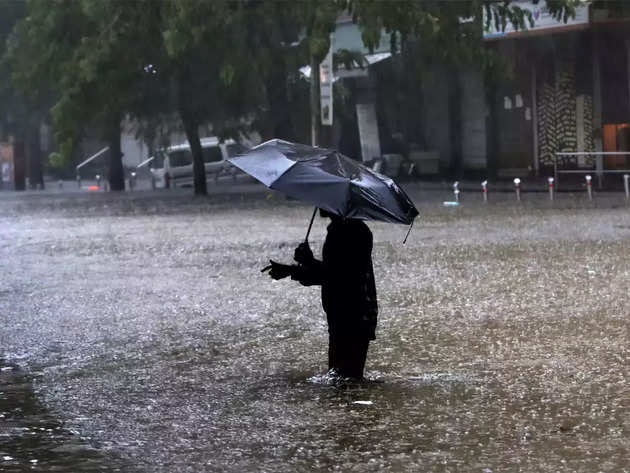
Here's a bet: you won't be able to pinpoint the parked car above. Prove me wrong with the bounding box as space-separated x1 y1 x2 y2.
150 137 248 188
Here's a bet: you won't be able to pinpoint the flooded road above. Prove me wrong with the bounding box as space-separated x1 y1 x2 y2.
1 186 629 471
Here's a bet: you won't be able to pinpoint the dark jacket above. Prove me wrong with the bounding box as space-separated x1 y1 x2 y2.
293 219 378 340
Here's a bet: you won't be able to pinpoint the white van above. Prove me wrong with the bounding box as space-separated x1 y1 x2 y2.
150 137 248 188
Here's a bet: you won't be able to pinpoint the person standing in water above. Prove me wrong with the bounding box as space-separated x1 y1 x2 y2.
263 209 377 379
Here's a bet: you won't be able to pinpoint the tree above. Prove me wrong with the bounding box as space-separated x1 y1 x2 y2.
0 0 47 190
255 0 580 149
6 0 171 191
8 1 116 189
240 2 310 143
154 1 268 195
5 0 582 194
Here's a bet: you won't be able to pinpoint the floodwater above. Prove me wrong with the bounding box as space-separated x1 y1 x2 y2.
1 185 630 472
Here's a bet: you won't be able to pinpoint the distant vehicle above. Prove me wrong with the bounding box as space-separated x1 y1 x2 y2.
150 137 248 188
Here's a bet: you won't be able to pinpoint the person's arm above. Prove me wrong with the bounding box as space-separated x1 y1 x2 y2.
291 242 325 286
260 256 324 286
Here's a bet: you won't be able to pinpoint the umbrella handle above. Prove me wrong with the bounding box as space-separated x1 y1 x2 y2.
304 207 318 242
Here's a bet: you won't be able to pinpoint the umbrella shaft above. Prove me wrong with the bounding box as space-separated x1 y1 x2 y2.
305 207 318 242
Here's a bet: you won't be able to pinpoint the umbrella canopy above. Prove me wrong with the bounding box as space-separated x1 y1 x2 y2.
228 139 419 225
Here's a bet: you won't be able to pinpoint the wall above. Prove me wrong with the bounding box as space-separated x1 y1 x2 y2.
460 70 488 170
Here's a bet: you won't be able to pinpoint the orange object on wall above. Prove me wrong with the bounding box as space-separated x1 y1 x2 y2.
602 124 630 169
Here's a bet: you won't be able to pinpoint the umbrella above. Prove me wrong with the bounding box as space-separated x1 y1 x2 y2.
228 139 419 241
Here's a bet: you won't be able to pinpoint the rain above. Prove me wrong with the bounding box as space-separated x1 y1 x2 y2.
2 0 630 471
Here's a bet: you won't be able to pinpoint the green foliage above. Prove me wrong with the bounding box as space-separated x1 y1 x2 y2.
3 0 582 180
6 0 151 173
349 0 578 66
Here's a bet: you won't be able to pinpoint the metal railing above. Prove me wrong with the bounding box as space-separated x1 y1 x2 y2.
75 147 109 188
554 152 630 189
135 156 155 169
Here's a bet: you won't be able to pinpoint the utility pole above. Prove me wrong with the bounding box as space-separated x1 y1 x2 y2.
310 54 320 147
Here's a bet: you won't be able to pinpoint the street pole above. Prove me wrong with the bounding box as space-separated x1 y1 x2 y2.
310 54 320 147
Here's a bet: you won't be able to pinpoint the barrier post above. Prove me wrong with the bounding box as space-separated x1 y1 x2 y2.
548 177 554 201
586 175 593 200
481 180 488 202
514 178 521 202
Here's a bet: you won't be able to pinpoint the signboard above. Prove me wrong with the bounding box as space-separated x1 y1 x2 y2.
319 34 334 126
484 0 589 40
356 103 381 162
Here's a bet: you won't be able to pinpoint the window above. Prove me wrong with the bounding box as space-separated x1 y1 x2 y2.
226 143 247 157
203 146 223 163
169 150 192 167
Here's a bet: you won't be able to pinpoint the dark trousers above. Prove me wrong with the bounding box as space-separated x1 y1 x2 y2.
328 333 370 379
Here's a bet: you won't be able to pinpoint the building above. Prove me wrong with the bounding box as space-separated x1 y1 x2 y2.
485 0 630 180
329 1 630 181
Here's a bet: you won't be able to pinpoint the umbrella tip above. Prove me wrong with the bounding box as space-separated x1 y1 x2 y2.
402 220 414 244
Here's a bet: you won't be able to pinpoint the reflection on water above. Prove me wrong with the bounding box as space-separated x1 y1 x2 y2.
0 362 131 472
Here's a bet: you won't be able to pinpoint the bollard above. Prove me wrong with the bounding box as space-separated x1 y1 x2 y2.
514 178 521 202
130 172 136 191
150 168 156 190
453 181 460 203
481 180 488 202
58 180 63 190
76 174 81 188
624 174 629 201
548 177 554 201
96 174 101 189
586 175 593 200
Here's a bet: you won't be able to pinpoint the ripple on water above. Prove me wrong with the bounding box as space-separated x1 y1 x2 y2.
2 191 630 471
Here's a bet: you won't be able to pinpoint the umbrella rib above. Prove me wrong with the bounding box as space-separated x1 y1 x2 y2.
232 140 418 224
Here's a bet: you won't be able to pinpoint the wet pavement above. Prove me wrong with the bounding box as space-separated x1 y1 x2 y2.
1 186 630 472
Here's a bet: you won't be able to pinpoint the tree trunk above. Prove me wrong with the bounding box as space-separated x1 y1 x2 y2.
310 54 320 146
27 123 44 189
12 140 26 191
180 108 207 196
107 115 125 191
177 66 207 196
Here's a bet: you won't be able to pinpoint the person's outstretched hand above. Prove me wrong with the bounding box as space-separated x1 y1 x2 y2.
261 260 294 280
294 242 314 265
